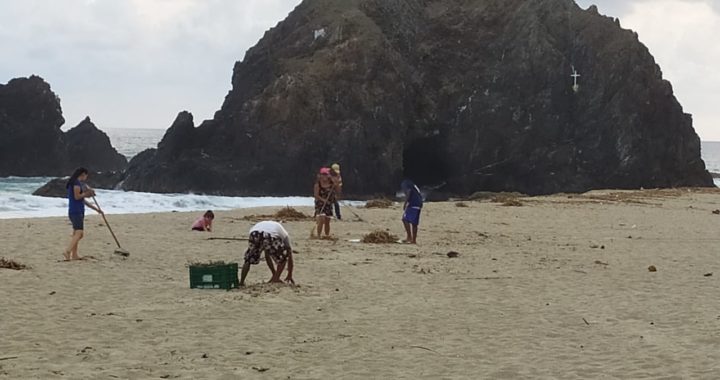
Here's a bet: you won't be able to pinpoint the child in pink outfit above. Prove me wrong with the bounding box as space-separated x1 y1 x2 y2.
192 210 214 232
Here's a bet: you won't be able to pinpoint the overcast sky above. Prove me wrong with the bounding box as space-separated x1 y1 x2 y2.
1 0 718 140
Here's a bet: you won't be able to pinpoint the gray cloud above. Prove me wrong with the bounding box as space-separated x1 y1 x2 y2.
576 0 720 16
0 0 302 130
0 0 718 140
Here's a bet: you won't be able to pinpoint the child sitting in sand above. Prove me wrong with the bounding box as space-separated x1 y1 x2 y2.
240 220 294 286
191 210 214 232
401 180 423 244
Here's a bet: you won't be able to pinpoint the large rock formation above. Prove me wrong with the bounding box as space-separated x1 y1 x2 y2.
0 76 127 177
124 0 713 196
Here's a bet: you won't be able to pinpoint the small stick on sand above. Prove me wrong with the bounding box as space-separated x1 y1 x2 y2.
0 356 18 361
583 318 590 326
409 345 441 355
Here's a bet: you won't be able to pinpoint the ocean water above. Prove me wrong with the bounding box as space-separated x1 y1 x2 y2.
1 129 718 219
104 128 166 159
0 128 319 219
702 141 720 188
701 141 720 174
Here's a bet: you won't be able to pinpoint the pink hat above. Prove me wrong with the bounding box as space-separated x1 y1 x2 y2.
319 167 330 175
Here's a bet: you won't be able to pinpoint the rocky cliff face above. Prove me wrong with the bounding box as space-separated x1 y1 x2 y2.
124 0 713 196
122 111 227 193
0 76 67 176
0 76 127 177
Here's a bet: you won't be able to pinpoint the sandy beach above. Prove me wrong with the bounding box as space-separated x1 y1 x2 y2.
1 189 720 379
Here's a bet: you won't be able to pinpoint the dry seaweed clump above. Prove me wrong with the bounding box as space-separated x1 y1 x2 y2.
580 189 684 205
470 191 525 203
490 193 523 207
0 258 29 270
455 202 469 208
501 199 523 207
365 199 394 209
274 207 310 220
467 192 496 201
187 260 230 268
242 207 312 222
362 230 399 244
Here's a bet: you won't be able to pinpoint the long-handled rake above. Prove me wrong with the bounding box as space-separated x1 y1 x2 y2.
92 196 130 257
340 201 366 222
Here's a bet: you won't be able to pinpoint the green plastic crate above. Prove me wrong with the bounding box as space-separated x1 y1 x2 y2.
189 263 239 290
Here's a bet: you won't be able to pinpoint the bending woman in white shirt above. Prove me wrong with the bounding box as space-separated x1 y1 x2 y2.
239 221 294 286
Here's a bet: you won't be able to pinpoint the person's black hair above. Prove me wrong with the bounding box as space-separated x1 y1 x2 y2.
66 167 89 189
204 210 215 219
401 179 416 193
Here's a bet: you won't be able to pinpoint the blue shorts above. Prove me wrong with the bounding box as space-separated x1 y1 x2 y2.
402 207 421 226
69 213 84 230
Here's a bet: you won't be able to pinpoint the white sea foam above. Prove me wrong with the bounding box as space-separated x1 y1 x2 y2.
0 187 319 219
0 177 366 219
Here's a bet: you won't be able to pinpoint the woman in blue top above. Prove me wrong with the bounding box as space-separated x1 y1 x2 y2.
401 179 423 244
64 168 103 261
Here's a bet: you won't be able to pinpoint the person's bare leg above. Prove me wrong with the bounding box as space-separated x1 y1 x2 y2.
63 238 72 261
72 233 81 257
402 221 412 243
323 217 331 237
265 253 276 282
71 236 81 259
271 261 287 283
68 231 84 260
239 261 252 287
65 230 80 260
411 224 419 244
74 231 84 255
284 251 294 284
316 217 323 237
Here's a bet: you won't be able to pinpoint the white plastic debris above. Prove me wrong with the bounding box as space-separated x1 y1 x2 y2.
314 28 326 40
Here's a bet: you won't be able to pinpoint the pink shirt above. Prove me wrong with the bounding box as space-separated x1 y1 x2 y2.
192 216 212 231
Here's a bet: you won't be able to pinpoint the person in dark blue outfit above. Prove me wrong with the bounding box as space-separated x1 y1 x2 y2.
401 179 423 244
64 168 102 261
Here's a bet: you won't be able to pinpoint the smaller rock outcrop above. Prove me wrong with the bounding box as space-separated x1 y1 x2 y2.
32 171 126 198
65 117 127 172
0 76 128 176
122 112 230 194
0 76 67 176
